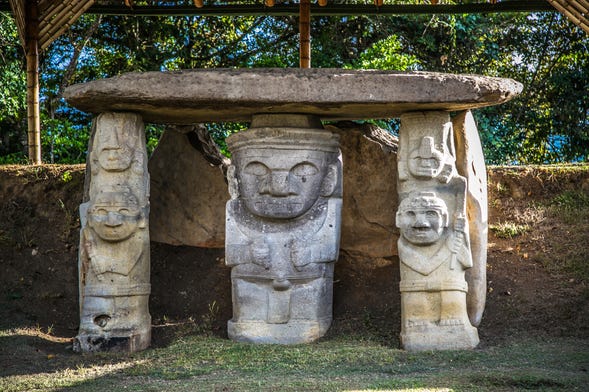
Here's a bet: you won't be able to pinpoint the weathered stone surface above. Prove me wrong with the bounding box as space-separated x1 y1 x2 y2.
396 111 479 351
453 111 488 328
327 122 398 258
148 126 228 247
75 112 151 353
225 114 341 344
63 69 523 123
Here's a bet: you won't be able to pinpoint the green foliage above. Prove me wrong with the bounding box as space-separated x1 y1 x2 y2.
41 115 90 164
0 13 26 161
347 34 420 70
205 122 248 157
60 170 73 183
145 124 164 156
0 14 25 122
0 9 588 164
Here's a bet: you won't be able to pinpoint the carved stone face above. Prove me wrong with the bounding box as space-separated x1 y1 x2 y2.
408 136 444 179
397 193 448 246
235 148 334 219
88 191 143 241
95 128 134 172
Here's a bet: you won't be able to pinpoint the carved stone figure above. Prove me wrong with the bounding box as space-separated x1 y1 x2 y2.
75 112 150 353
397 112 479 351
87 112 148 199
225 114 342 344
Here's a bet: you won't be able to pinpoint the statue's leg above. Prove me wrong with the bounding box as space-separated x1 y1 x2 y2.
75 112 151 353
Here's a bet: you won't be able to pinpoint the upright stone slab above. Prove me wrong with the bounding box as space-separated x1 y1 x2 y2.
453 110 488 328
225 114 342 344
396 111 479 351
74 112 151 353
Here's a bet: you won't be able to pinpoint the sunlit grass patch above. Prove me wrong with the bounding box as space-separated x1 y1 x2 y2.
0 361 143 392
489 221 530 238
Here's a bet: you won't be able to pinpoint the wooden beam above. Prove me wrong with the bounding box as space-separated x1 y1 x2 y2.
548 0 589 33
39 0 96 50
25 0 41 164
8 0 26 47
0 1 548 16
299 0 311 68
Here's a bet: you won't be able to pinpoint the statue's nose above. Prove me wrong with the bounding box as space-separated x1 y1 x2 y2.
413 212 431 228
268 171 290 196
106 211 122 226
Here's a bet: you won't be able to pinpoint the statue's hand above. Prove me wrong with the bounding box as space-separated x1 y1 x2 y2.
252 241 271 269
291 241 312 270
454 214 466 233
452 232 464 254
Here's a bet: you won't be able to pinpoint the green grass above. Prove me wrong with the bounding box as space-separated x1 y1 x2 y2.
489 222 530 238
548 190 589 224
1 327 588 391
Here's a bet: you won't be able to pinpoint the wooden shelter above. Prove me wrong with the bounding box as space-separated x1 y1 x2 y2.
1 0 587 164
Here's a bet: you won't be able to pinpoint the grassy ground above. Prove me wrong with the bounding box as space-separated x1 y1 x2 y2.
1 326 588 392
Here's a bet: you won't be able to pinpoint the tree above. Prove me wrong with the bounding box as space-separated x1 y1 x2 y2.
0 13 26 163
0 8 587 164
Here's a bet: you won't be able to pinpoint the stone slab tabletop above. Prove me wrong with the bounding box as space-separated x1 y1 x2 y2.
64 69 522 123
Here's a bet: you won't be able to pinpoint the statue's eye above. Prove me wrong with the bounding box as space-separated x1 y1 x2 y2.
95 209 108 216
244 162 269 176
426 210 438 217
118 208 130 215
406 211 416 217
291 162 318 177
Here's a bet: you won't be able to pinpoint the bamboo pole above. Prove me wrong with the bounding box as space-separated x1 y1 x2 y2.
299 0 310 68
26 0 42 164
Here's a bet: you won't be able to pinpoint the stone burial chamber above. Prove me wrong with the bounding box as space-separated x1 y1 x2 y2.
64 68 522 352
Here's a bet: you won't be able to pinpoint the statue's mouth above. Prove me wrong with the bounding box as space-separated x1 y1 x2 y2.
255 200 303 214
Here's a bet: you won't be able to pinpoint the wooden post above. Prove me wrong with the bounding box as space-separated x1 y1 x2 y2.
299 0 311 68
25 0 41 164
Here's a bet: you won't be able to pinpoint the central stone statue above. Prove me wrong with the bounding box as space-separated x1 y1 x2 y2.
225 114 342 344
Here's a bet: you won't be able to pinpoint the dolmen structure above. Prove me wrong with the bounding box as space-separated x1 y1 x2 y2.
64 68 522 352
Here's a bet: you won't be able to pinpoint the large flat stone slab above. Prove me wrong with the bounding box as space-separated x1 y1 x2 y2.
64 69 522 123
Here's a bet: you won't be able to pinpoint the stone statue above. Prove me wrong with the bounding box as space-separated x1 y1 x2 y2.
225 115 342 344
397 191 474 321
75 112 150 353
397 112 479 351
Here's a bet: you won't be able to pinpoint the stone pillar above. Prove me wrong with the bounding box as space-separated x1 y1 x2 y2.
396 111 479 351
225 114 342 344
453 110 488 328
74 112 151 353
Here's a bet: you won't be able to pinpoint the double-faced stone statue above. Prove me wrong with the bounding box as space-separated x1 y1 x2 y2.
75 113 151 353
225 114 342 344
397 112 479 351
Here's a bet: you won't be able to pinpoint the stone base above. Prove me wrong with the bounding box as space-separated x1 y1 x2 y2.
227 318 331 344
400 323 479 351
73 328 151 353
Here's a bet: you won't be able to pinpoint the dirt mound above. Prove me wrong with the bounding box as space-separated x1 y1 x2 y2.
0 164 588 346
